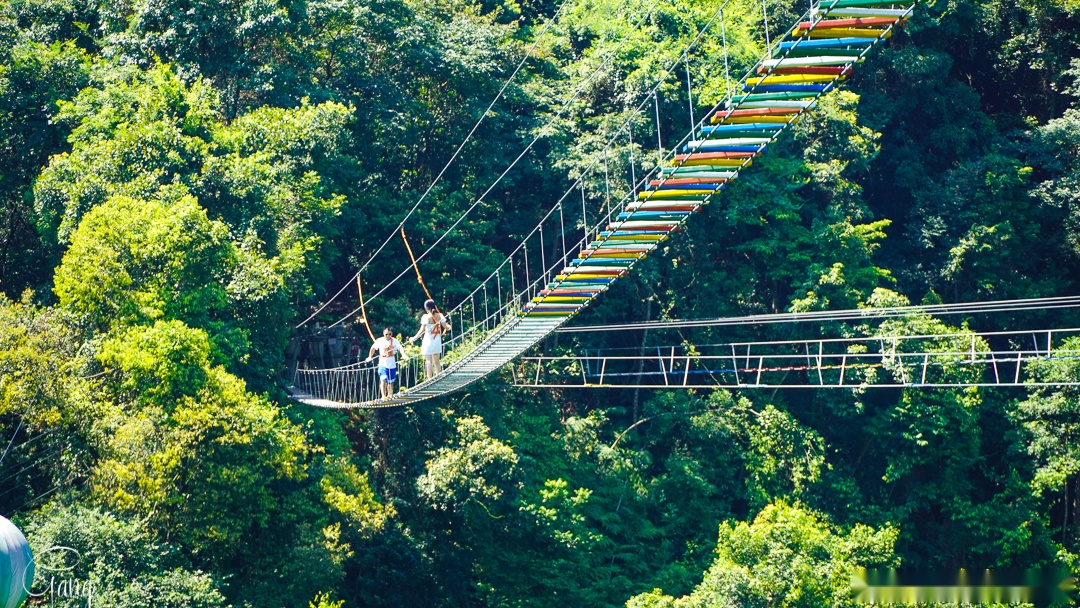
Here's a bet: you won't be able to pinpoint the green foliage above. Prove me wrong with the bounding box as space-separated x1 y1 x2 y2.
744 405 829 512
1013 336 1080 560
53 194 234 334
0 35 90 294
1016 337 1080 495
90 363 309 560
3 0 1080 605
310 591 346 608
628 502 898 608
321 455 396 536
33 63 218 244
417 414 522 511
520 477 598 549
22 502 229 607
0 295 84 514
0 294 77 420
97 320 213 408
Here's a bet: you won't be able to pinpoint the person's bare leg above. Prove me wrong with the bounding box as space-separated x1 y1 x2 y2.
380 378 389 399
424 355 434 380
432 353 443 375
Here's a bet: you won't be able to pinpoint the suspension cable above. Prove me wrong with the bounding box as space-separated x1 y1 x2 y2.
295 0 572 328
325 0 673 326
420 0 743 322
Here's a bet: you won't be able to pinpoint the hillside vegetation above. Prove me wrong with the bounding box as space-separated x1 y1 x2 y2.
2 0 1080 605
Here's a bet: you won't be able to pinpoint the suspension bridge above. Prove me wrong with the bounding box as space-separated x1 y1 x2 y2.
512 328 1080 390
284 0 997 409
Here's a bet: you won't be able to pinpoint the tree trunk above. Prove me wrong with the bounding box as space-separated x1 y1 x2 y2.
632 297 652 422
1064 476 1069 545
1073 474 1079 547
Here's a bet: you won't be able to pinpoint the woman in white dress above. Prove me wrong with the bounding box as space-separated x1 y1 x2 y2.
408 299 451 379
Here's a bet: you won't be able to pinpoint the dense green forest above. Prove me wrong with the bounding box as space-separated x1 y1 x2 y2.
2 0 1080 605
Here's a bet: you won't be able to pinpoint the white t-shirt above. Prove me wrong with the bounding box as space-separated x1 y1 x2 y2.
420 313 450 356
372 337 405 369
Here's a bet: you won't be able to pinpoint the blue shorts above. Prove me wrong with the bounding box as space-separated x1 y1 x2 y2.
378 366 397 383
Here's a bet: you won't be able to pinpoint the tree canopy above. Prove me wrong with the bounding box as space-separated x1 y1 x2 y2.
1 0 1079 606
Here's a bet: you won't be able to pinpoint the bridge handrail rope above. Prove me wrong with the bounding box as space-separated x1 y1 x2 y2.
290 0 924 408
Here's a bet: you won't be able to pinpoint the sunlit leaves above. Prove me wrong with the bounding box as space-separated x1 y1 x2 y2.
1014 337 1080 495
320 455 395 536
33 63 218 243
97 320 213 410
54 194 234 332
417 414 522 511
91 362 310 565
629 502 898 608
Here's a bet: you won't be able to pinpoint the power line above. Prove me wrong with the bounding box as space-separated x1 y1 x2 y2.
0 399 36 469
553 296 1080 333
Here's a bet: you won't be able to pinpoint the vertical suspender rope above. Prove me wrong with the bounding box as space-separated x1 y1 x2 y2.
684 57 695 134
653 92 663 167
524 240 531 300
628 125 636 199
400 227 439 312
540 226 547 284
762 0 771 55
581 183 588 245
356 276 377 341
510 256 516 305
720 10 732 101
604 149 610 214
558 202 566 266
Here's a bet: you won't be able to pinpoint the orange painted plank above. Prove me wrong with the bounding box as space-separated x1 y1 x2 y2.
796 17 900 29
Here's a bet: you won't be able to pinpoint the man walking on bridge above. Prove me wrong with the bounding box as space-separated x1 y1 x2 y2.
367 328 407 399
